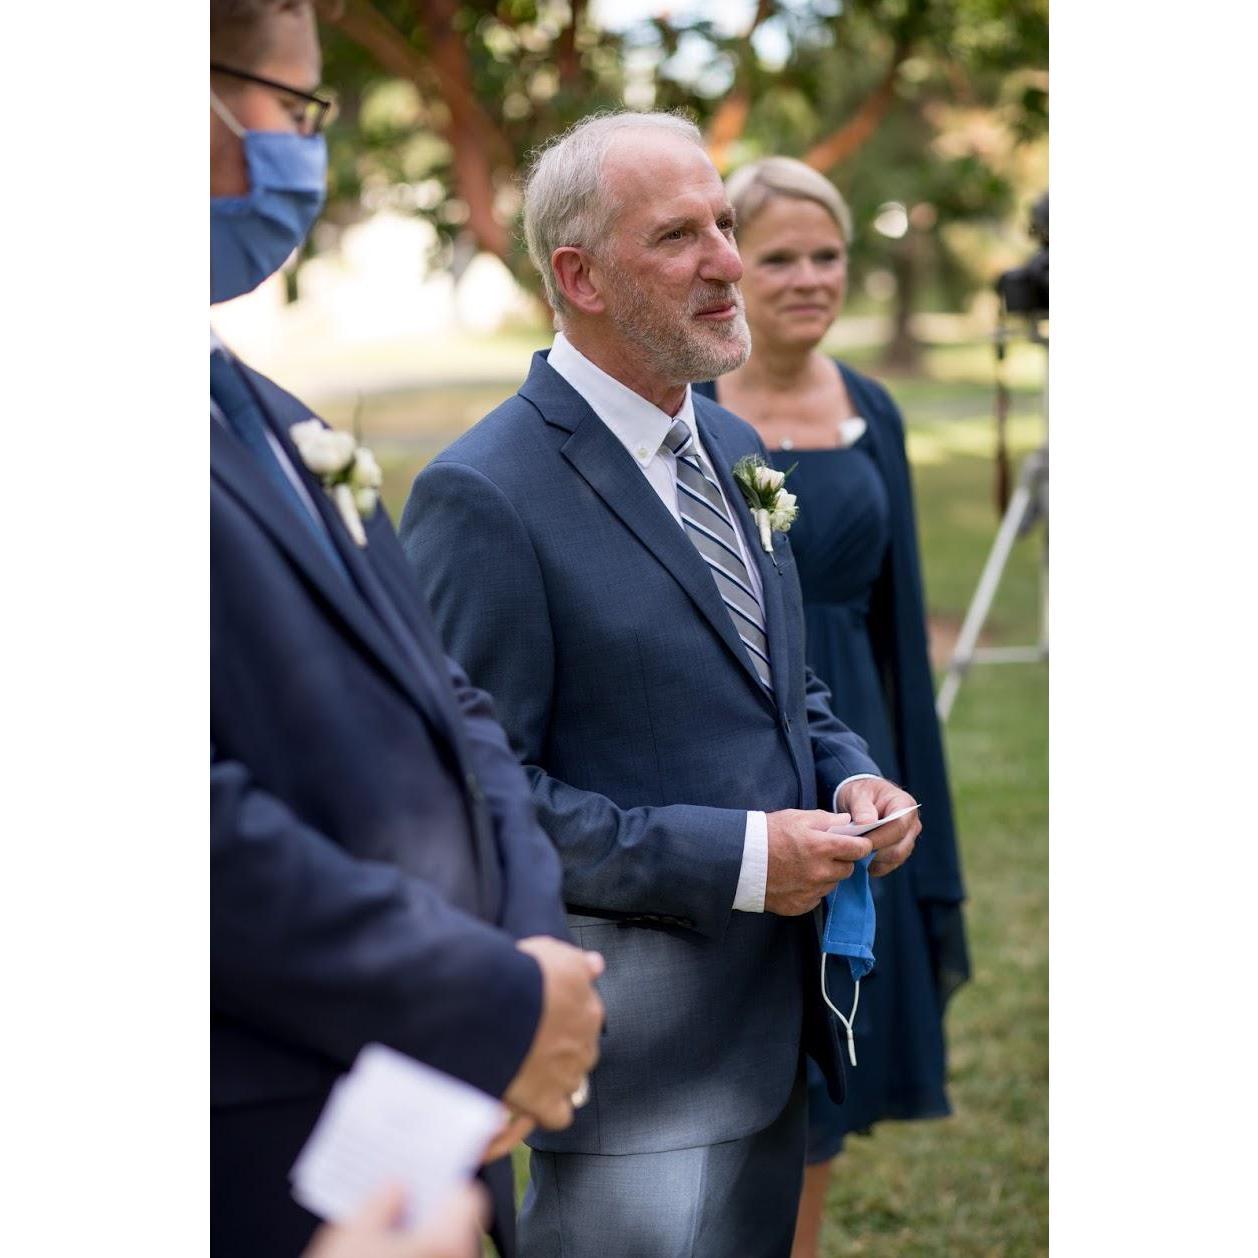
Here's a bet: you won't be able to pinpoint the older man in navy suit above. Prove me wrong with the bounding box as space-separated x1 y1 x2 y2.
399 113 923 1257
209 4 602 1255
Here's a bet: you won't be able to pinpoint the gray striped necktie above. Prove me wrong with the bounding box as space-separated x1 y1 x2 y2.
663 418 773 691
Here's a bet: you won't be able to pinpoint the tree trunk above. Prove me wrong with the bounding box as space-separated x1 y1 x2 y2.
882 234 924 374
415 0 511 262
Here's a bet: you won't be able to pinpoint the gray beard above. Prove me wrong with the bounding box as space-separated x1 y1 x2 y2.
609 275 752 385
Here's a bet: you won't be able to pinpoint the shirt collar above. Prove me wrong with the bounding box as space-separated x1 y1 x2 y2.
548 331 694 468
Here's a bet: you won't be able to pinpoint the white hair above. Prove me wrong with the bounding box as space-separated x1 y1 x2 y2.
522 110 704 316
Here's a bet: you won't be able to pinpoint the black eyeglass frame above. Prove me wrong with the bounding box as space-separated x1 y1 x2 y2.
210 62 338 134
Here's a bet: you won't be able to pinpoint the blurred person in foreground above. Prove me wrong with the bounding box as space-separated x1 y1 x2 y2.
304 1184 487 1258
209 3 602 1254
694 157 971 1257
400 112 921 1257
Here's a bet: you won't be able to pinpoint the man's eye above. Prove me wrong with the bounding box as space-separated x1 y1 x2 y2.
662 229 685 241
761 254 792 266
814 251 844 264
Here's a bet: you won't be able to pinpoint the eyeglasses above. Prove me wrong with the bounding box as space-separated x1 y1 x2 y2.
210 62 338 136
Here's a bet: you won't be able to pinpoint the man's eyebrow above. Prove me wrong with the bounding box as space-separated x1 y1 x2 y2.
646 205 738 237
646 215 690 237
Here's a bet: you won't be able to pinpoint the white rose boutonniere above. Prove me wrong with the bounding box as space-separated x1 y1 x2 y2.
733 454 799 552
290 418 382 548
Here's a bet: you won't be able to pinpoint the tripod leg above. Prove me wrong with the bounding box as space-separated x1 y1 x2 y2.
936 482 1035 722
1038 527 1050 653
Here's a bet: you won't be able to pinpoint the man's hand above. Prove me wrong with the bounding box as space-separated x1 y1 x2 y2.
835 778 922 877
304 1181 488 1258
764 809 874 917
504 936 604 1131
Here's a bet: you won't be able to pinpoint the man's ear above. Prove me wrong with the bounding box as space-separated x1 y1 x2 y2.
552 246 607 317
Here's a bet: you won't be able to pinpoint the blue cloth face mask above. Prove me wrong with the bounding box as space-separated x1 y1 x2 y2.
210 91 326 304
820 853 877 1067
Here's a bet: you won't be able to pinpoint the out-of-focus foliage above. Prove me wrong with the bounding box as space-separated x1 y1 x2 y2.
315 1 1047 354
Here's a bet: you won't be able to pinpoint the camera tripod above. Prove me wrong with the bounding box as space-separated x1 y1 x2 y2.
936 323 1048 723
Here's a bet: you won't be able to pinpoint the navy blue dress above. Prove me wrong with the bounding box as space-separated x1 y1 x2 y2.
696 362 970 1162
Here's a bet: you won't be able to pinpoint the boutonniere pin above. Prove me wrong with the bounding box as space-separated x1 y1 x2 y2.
289 419 382 548
733 454 799 553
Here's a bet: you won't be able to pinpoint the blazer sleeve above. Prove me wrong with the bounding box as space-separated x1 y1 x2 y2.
803 663 883 801
442 654 571 941
211 748 543 1098
400 459 748 942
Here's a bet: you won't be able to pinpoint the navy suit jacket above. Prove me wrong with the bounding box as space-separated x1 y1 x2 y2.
398 352 881 1155
211 361 567 1247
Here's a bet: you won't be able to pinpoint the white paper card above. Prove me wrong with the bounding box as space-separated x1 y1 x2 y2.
827 802 922 837
290 1043 503 1228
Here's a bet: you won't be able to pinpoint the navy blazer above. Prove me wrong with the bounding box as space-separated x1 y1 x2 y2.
399 352 881 1156
211 362 568 1123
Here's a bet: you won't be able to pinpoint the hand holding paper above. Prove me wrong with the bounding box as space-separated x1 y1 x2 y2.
834 777 923 876
291 1044 504 1231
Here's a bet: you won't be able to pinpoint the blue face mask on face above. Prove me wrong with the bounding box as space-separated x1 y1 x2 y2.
210 92 327 305
820 853 877 1067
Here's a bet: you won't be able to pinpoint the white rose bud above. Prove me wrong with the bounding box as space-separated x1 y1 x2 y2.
770 492 798 532
291 420 356 476
754 465 786 492
289 419 324 453
350 446 383 490
354 486 379 517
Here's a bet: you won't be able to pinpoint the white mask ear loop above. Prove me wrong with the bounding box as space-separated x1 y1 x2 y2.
821 952 860 1068
210 89 246 138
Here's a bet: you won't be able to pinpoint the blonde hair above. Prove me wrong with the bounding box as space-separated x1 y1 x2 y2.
725 156 853 244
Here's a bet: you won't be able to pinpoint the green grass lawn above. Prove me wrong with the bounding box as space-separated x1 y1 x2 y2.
342 356 1047 1257
820 388 1048 1258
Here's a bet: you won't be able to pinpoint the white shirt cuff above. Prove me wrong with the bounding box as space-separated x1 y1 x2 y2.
733 811 768 913
833 773 881 812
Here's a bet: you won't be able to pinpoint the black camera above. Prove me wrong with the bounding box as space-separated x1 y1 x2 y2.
996 192 1048 316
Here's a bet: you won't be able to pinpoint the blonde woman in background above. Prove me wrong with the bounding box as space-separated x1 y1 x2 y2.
695 157 971 1256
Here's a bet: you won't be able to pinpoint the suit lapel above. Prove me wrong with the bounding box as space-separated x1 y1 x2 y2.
522 355 775 713
211 413 462 751
246 373 477 761
696 409 794 710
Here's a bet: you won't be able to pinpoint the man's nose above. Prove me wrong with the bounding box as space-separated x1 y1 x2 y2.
700 227 743 284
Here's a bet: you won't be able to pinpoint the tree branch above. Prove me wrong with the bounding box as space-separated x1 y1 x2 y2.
705 0 776 170
317 0 426 86
413 0 511 260
318 0 513 261
801 38 908 172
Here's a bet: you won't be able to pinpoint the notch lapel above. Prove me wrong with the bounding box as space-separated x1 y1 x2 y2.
211 417 460 748
521 355 775 712
244 372 475 761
